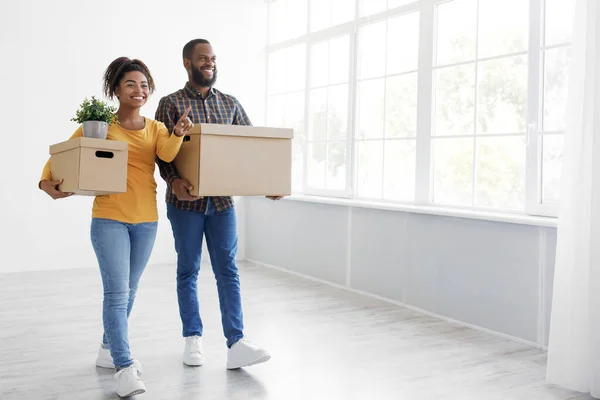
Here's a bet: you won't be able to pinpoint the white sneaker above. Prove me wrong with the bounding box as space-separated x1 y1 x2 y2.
183 336 205 366
115 363 145 398
96 344 143 373
226 339 271 370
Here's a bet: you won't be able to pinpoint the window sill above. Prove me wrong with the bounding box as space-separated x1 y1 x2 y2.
278 194 557 228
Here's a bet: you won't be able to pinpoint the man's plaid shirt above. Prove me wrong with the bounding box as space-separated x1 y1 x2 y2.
155 82 252 212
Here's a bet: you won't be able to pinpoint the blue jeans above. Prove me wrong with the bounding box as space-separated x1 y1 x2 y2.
166 199 243 348
90 218 157 369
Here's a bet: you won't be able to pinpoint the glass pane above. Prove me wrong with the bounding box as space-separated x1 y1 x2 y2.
478 0 528 58
327 84 348 141
329 35 350 85
477 55 527 134
331 0 355 27
476 136 526 209
286 44 307 92
543 47 570 131
542 134 564 205
433 138 474 206
284 93 306 192
388 0 416 9
268 0 286 44
310 40 329 88
307 142 326 189
545 0 575 46
292 135 304 192
308 88 327 141
357 79 385 139
268 50 285 95
326 142 347 190
436 0 477 65
284 92 306 138
383 139 416 201
267 95 285 127
385 73 418 138
357 140 384 198
310 0 330 32
387 12 419 74
434 65 476 136
360 0 386 17
286 0 308 40
358 21 387 79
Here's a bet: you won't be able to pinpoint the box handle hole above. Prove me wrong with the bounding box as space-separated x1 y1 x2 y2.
95 151 114 159
183 136 191 142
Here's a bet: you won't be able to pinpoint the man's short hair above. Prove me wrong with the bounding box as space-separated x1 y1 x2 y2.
183 39 211 60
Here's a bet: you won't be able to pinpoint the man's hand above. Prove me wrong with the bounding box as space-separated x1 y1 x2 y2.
171 178 201 201
266 196 284 201
40 179 73 200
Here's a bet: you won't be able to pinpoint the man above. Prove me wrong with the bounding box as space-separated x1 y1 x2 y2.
155 38 281 369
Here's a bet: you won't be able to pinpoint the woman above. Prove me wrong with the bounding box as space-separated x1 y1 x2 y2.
39 57 193 398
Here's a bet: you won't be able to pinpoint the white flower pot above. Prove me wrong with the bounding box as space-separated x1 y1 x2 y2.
82 121 108 139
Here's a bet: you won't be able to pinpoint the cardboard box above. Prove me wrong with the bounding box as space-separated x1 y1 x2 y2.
174 123 293 196
49 137 128 196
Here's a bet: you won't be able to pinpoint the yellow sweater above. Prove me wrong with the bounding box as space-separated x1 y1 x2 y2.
40 118 184 224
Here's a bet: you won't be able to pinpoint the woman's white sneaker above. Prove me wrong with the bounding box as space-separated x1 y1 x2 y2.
226 339 271 370
115 363 145 398
95 344 143 373
96 344 115 369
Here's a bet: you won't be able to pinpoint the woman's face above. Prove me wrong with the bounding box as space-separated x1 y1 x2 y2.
115 71 149 107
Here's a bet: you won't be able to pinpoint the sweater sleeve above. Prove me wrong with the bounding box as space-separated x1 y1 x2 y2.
39 126 83 187
155 120 184 163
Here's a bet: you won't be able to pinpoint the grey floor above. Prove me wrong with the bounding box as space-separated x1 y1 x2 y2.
0 261 593 400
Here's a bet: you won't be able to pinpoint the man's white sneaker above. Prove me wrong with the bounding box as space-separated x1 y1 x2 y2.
95 344 143 373
226 339 271 370
183 336 205 366
115 363 145 398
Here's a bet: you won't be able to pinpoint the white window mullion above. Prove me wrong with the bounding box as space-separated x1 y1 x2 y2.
348 0 361 198
525 0 543 214
346 19 359 198
302 0 311 194
414 0 435 204
472 0 481 208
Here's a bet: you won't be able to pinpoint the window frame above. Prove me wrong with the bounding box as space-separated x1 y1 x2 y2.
265 0 571 218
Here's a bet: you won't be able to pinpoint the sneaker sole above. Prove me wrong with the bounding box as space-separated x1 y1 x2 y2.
226 354 271 370
96 359 115 369
118 388 145 398
183 359 205 367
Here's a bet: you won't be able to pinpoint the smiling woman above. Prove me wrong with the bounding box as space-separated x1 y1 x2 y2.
38 56 194 398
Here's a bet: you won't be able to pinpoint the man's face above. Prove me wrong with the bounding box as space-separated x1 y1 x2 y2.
188 43 217 87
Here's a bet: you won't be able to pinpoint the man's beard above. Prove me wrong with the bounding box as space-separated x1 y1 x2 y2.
191 67 217 87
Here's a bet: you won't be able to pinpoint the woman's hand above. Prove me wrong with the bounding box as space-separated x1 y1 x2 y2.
40 179 73 199
174 106 194 137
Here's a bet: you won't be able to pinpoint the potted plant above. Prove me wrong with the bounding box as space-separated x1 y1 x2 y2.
71 96 118 139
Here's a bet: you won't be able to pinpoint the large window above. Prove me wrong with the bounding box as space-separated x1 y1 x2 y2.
266 0 574 217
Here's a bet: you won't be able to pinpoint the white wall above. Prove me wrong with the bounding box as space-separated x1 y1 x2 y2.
245 197 557 348
0 0 266 273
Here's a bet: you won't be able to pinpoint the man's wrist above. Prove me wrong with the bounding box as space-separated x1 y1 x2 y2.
168 175 181 186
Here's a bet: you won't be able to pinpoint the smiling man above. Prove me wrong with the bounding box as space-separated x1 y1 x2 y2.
155 39 278 371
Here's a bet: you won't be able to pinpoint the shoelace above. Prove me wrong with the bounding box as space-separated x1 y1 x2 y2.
120 365 140 384
189 337 203 354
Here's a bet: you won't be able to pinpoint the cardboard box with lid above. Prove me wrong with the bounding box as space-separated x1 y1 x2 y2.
174 123 293 196
49 137 128 196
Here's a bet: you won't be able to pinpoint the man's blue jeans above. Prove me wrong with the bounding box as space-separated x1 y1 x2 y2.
90 218 157 369
166 199 244 348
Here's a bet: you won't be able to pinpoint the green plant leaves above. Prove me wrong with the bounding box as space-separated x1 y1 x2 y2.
71 96 118 124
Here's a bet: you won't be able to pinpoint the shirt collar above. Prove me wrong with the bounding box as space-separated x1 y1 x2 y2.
183 82 216 99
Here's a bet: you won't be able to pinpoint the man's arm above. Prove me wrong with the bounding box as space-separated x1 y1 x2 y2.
155 96 181 186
